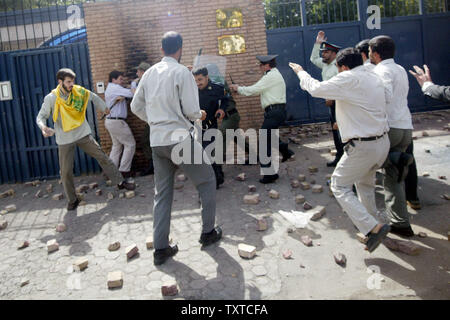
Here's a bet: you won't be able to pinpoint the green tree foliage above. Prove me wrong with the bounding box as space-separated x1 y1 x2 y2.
1 0 87 12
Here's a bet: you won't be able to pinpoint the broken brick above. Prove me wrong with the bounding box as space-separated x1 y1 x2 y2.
35 190 43 198
108 241 121 251
269 190 279 199
146 237 153 249
235 173 246 181
5 205 16 213
300 182 311 190
176 174 187 182
301 235 313 247
107 192 114 201
383 238 421 256
125 191 135 199
75 184 89 193
282 249 293 259
238 243 256 259
73 257 89 271
295 195 305 204
89 182 99 190
309 167 318 173
52 193 64 201
55 223 67 233
46 184 53 193
312 185 323 193
17 241 30 250
356 233 368 244
248 185 257 193
107 271 123 289
244 194 260 204
298 174 306 182
161 281 178 296
291 180 300 188
47 239 59 253
125 244 139 259
95 189 102 196
334 253 347 267
256 218 268 231
0 220 8 230
303 202 313 211
310 206 326 221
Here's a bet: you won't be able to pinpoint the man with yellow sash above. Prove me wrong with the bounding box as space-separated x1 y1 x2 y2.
37 68 135 211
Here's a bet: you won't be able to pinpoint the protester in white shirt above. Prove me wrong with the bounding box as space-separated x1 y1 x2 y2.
131 31 222 266
355 39 375 72
289 48 390 253
104 71 136 177
369 35 415 238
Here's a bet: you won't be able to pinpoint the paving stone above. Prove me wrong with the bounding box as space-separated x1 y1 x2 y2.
310 206 326 221
17 241 30 250
0 220 8 230
176 174 187 182
95 189 103 196
5 205 16 212
248 185 257 192
295 194 305 204
125 191 135 199
52 193 64 201
298 174 306 182
55 223 66 233
108 241 121 251
161 281 179 296
303 202 313 211
300 182 310 190
256 218 268 231
383 238 421 255
47 239 59 253
107 271 123 289
312 185 323 193
73 257 89 271
252 265 267 276
244 194 260 204
334 253 347 267
269 190 279 199
238 243 256 259
125 244 139 259
235 173 246 181
89 182 99 189
301 235 313 247
291 180 300 188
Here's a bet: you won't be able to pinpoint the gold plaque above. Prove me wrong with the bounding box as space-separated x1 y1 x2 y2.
216 8 243 28
218 35 246 55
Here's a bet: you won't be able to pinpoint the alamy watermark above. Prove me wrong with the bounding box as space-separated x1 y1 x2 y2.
367 5 381 30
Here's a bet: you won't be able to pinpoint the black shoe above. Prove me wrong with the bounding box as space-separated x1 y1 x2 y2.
259 174 279 184
199 226 222 248
327 158 340 167
118 180 136 191
389 225 414 238
281 149 295 162
67 197 81 211
154 244 179 266
366 224 390 253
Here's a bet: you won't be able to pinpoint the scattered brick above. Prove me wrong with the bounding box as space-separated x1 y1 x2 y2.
5 205 16 213
303 202 313 211
298 174 306 182
0 220 8 230
235 173 246 181
310 206 326 221
300 182 310 190
89 182 99 189
356 233 368 244
383 238 421 256
161 281 178 296
125 244 139 259
146 237 153 249
256 218 268 231
309 167 318 173
334 253 347 267
76 184 89 193
244 194 260 204
176 174 187 182
291 180 300 188
52 193 64 201
17 241 30 250
248 185 257 193
73 257 89 271
295 195 305 204
35 190 43 198
95 189 102 196
55 223 66 233
312 185 323 193
47 239 59 253
238 243 257 259
108 241 121 251
269 190 279 199
282 249 293 259
125 191 135 199
301 235 313 247
107 271 123 289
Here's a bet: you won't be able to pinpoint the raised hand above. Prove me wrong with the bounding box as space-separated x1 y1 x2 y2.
316 31 327 44
409 64 432 87
289 62 304 74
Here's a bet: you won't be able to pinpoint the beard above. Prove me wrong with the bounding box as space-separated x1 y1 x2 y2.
62 83 73 93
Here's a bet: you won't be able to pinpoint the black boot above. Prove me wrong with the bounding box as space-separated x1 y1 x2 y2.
259 174 279 184
141 162 154 176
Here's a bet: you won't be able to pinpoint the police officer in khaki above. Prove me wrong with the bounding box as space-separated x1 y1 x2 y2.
230 54 294 184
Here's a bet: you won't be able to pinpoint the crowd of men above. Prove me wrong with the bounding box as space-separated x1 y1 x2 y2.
36 30 448 265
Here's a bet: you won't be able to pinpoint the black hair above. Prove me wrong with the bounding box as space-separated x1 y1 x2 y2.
369 35 395 60
192 67 208 77
355 39 370 58
56 68 76 81
336 48 363 70
108 70 123 83
162 31 183 55
261 59 277 68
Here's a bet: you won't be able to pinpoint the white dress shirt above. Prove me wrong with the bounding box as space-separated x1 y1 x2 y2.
237 67 286 109
373 59 413 130
364 59 375 72
295 65 389 143
105 83 134 119
130 56 202 147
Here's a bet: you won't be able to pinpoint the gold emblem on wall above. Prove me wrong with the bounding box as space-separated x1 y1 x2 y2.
218 35 246 55
216 8 243 28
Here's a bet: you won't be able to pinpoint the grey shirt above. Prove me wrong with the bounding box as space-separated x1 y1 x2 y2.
36 88 107 145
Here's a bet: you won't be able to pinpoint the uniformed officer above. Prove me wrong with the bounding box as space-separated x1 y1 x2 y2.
193 67 227 189
311 31 344 167
230 54 294 184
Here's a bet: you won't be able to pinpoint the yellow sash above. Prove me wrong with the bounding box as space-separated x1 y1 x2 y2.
52 84 90 132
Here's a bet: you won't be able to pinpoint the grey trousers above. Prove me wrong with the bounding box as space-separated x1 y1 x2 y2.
152 136 217 250
58 135 123 204
384 128 413 228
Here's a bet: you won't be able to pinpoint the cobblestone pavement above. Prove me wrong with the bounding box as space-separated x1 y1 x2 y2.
1 111 449 300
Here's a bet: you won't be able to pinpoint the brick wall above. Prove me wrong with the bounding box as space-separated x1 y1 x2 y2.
84 0 267 171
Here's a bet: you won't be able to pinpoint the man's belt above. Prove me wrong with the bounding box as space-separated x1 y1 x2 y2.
106 117 127 121
350 132 386 142
225 108 238 117
265 104 286 112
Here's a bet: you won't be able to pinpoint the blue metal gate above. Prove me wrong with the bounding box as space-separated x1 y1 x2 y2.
266 0 450 125
0 42 100 184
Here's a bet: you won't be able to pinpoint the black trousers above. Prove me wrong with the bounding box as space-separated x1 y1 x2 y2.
330 102 344 159
261 106 289 169
404 141 419 201
202 130 223 181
